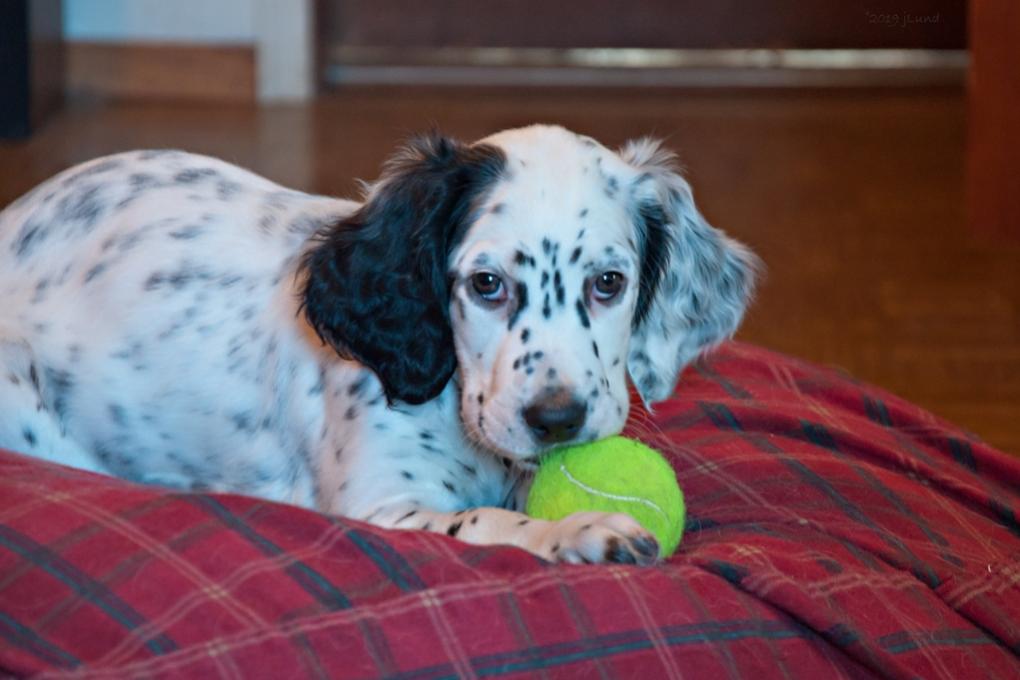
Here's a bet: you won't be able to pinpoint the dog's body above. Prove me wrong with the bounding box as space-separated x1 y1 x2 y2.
0 126 757 564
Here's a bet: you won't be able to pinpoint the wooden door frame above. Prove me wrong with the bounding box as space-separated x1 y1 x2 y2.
967 0 1020 238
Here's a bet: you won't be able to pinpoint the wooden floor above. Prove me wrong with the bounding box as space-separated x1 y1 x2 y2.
1 87 1017 453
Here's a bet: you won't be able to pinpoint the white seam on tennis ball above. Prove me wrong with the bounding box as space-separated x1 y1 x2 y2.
558 464 668 523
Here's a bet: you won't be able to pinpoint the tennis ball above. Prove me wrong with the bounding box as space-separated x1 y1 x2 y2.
526 436 685 557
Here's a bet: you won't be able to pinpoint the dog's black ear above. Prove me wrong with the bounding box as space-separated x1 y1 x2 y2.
301 133 506 405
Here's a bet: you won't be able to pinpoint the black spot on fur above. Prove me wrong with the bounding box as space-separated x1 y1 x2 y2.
401 470 414 481
578 208 589 219
42 367 73 421
517 519 530 526
231 411 256 433
491 202 506 215
554 271 565 306
447 521 463 537
470 515 479 525
22 427 36 447
633 201 672 327
31 278 50 303
592 341 600 358
12 219 50 259
569 247 582 264
443 480 457 494
605 175 619 198
129 172 158 188
542 292 551 319
56 184 104 229
345 406 358 420
605 536 637 564
174 168 217 184
513 250 535 267
477 393 484 404
508 282 528 330
217 180 242 200
540 271 549 288
108 404 127 427
575 299 590 328
397 509 417 523
458 461 478 476
169 225 204 240
144 265 217 292
83 263 108 284
348 375 369 395
520 328 530 343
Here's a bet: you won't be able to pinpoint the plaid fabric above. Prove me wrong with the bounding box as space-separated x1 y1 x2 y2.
1 342 1018 679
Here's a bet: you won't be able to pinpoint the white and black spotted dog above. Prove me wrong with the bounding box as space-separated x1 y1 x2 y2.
0 125 757 565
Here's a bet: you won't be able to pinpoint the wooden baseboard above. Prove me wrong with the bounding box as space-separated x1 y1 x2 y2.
67 42 255 102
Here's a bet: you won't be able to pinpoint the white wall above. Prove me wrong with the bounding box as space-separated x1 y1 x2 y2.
64 0 256 44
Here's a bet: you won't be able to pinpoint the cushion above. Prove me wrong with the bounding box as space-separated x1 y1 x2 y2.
1 342 1018 678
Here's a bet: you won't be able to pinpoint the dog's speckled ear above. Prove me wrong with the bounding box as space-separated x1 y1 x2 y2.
301 133 506 405
621 138 761 405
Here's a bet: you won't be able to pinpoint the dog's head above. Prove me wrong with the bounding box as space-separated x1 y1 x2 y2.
303 125 759 463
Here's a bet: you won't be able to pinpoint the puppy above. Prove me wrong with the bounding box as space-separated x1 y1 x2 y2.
0 125 757 564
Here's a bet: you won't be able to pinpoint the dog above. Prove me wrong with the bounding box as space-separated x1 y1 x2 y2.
0 125 757 564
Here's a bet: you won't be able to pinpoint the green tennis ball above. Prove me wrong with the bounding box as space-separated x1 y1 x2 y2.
526 436 685 557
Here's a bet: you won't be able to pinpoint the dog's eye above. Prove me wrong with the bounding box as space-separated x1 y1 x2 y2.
471 272 507 303
593 271 625 301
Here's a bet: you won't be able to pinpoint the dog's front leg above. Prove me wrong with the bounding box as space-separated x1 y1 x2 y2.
360 502 660 565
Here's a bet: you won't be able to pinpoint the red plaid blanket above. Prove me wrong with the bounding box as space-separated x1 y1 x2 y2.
1 342 1018 679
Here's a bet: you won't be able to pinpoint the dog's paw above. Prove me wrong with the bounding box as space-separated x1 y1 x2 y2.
538 511 659 565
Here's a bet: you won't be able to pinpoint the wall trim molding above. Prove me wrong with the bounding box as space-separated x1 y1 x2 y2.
67 41 255 101
325 47 968 88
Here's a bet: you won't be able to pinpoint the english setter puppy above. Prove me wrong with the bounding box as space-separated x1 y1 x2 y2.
0 125 757 564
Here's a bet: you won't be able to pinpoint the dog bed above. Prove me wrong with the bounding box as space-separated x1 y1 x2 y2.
1 342 1017 678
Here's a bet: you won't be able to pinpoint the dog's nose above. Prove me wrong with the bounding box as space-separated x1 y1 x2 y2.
523 390 587 444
